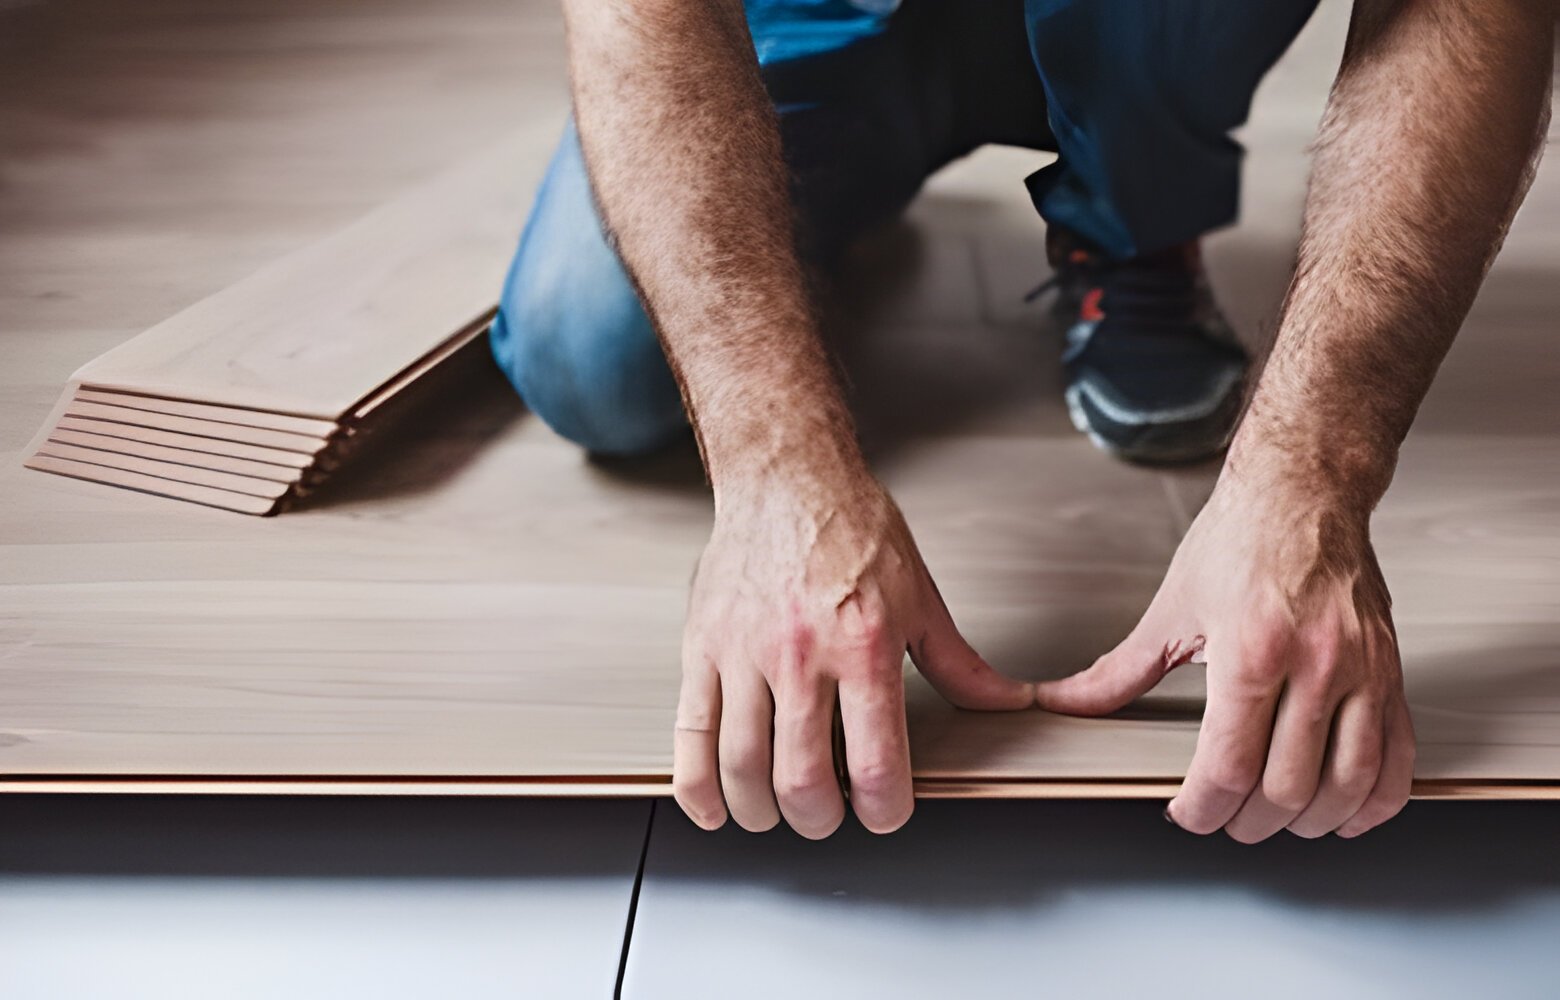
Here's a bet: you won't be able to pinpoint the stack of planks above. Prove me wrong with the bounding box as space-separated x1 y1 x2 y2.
23 132 537 515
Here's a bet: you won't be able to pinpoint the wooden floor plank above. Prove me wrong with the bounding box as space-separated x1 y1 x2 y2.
34 441 294 499
69 133 547 419
2 0 1556 798
54 416 318 469
65 401 330 454
22 455 282 516
47 428 304 484
75 388 340 438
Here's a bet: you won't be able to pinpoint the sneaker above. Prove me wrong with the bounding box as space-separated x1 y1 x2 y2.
1028 229 1250 464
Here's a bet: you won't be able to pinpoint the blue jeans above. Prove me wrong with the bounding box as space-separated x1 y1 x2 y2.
492 0 1318 455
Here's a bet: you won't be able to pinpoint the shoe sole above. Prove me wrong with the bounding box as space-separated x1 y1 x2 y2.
1065 383 1240 466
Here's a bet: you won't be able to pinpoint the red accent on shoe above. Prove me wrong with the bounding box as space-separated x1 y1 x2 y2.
1081 287 1106 322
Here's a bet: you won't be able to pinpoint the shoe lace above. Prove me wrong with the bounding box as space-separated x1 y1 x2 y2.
1024 250 1197 319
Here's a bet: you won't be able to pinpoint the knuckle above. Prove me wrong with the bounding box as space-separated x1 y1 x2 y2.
1205 759 1262 798
1240 618 1291 668
773 762 837 802
1228 653 1282 690
721 743 769 782
839 594 891 651
1263 774 1318 814
849 755 905 798
1336 765 1378 799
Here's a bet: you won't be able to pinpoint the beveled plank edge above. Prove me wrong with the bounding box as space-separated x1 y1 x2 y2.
65 400 332 454
23 453 286 516
1 775 1555 800
74 387 340 438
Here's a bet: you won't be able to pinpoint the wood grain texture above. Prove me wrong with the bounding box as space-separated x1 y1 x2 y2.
1 0 1556 797
70 134 543 419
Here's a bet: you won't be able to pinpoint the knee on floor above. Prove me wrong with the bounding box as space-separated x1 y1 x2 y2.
490 279 687 457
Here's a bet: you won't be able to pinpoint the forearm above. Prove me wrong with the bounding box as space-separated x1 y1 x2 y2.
1229 0 1552 507
561 0 865 509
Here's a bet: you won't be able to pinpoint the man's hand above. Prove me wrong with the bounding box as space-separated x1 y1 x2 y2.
674 473 1035 838
1034 470 1414 842
1033 0 1551 842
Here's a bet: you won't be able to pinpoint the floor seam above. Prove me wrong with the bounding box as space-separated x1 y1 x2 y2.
613 798 657 999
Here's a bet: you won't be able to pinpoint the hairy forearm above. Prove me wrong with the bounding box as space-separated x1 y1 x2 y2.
561 0 864 508
1229 0 1552 506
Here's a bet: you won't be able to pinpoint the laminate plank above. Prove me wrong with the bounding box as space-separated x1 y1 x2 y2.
75 388 339 438
70 131 546 418
2 0 1557 799
65 401 330 454
47 428 304 484
34 441 294 499
22 455 282 516
347 313 494 422
54 416 317 470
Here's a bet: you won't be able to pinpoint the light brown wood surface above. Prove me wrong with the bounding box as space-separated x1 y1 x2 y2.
47 428 305 483
53 416 318 470
62 400 331 454
1 0 1556 796
74 389 340 438
32 441 294 499
69 132 543 419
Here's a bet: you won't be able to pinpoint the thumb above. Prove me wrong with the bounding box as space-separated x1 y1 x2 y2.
911 600 1035 712
1034 613 1199 717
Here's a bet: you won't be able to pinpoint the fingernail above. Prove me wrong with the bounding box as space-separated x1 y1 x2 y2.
1163 805 1181 828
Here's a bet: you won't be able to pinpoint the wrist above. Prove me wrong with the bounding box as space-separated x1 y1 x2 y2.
705 412 873 517
1222 389 1400 515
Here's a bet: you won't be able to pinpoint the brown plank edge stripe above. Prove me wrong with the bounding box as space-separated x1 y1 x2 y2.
23 454 282 515
1 775 1554 800
75 388 340 438
54 415 318 468
65 401 331 454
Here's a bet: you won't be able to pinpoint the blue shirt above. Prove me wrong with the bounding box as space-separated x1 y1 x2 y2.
744 0 900 65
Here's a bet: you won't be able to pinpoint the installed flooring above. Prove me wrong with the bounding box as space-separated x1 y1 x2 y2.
1 1 1557 793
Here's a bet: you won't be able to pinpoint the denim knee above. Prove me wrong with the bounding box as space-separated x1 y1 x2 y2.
490 122 687 456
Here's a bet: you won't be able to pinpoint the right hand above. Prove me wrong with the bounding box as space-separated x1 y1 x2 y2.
672 472 1035 838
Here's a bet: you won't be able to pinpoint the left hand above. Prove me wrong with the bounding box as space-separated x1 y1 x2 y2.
1034 474 1415 842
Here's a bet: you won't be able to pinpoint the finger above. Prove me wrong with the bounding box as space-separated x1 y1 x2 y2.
1168 640 1284 835
1033 607 1201 717
837 661 914 834
1337 696 1416 838
771 676 846 840
672 651 727 830
717 668 780 832
1287 694 1385 838
1223 682 1337 844
911 588 1033 711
